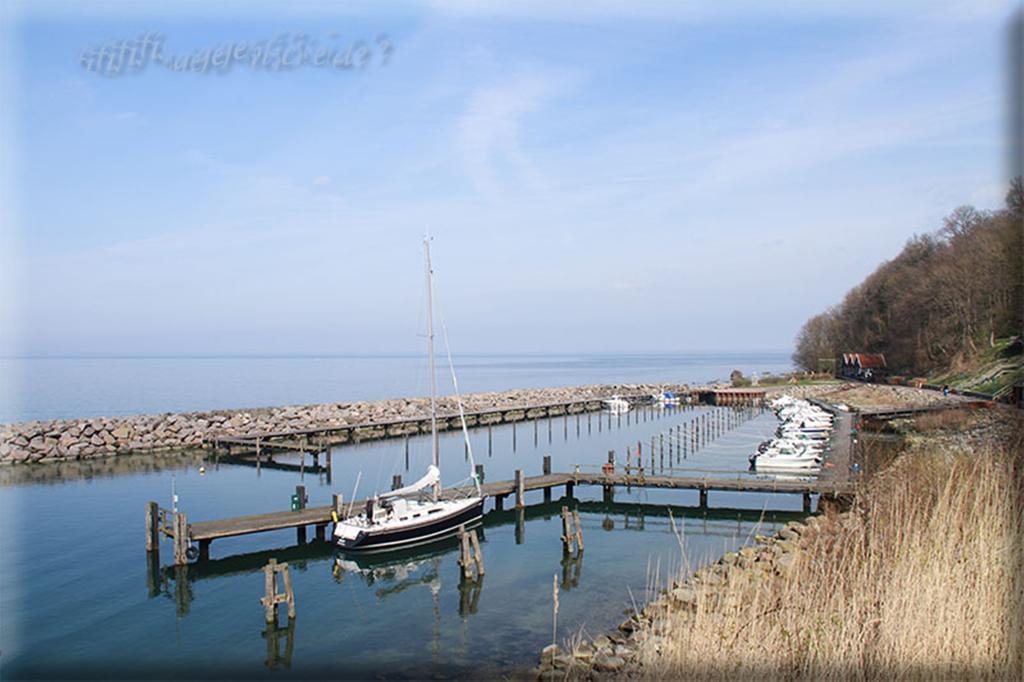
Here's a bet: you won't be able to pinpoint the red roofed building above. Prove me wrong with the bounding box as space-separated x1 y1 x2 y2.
839 353 887 380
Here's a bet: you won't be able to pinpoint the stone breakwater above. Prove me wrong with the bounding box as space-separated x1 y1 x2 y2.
535 514 836 679
0 383 685 465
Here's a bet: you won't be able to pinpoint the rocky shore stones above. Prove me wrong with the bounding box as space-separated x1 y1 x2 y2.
539 517 820 679
1 383 685 465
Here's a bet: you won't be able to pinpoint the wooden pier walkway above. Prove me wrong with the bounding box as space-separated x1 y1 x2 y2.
150 468 854 565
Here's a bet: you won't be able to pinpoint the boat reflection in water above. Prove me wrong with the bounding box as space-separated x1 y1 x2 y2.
333 520 485 617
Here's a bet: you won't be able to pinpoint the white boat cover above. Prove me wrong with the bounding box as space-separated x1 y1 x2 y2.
380 465 440 499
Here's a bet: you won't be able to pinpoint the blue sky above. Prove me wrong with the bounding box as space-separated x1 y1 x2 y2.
0 1 1016 356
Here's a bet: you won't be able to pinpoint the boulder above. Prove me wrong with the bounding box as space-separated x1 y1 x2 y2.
592 654 626 672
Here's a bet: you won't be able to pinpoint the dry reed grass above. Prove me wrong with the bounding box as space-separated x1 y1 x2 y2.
636 418 1023 680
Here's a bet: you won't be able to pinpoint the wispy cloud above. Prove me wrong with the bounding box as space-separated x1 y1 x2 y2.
456 69 577 198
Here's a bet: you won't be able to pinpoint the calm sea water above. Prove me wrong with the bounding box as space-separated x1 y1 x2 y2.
0 352 792 423
0 405 811 679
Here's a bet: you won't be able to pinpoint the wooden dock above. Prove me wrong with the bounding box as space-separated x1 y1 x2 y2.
147 402 856 565
203 393 683 456
150 468 853 565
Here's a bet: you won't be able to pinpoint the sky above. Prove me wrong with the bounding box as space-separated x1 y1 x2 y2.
0 0 1017 356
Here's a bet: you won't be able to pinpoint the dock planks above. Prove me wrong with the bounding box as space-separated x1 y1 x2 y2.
188 471 852 543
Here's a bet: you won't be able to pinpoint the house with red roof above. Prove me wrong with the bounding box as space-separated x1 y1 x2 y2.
839 353 888 381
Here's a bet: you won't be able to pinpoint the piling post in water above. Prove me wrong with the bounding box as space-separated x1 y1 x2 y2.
515 469 525 509
560 506 575 555
173 512 189 566
332 494 344 520
294 485 307 544
475 463 485 484
145 501 159 554
542 455 552 502
392 474 403 491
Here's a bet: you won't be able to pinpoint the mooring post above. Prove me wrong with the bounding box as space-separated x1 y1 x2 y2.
295 485 307 544
561 506 574 554
699 487 708 508
469 529 485 576
515 469 525 508
573 510 584 551
803 492 812 513
392 474 403 491
542 455 552 502
332 493 344 520
475 463 485 484
173 511 189 566
281 564 296 620
458 526 473 580
145 501 159 553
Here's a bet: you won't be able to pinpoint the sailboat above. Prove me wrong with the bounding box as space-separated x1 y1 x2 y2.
333 239 485 552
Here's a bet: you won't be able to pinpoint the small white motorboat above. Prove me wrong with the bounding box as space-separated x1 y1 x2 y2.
603 395 630 414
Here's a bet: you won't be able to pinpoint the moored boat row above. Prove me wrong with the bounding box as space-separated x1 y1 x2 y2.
749 396 833 473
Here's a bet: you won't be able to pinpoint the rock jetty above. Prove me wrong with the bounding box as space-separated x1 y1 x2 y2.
0 383 684 465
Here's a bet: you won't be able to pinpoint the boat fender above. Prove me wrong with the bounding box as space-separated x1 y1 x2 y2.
185 545 199 561
332 511 339 524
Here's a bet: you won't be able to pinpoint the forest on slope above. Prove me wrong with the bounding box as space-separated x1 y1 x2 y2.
793 177 1023 378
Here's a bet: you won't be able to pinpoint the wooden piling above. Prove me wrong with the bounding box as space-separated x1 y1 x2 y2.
560 506 575 554
543 454 552 475
469 529 485 576
294 485 307 544
515 469 525 508
173 512 189 566
475 463 485 484
261 559 296 624
392 474 403 491
145 501 159 553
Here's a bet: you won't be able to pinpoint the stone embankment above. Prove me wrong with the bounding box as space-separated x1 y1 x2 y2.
0 383 683 465
536 514 839 679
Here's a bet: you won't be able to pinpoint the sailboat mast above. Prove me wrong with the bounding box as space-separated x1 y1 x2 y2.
424 237 441 500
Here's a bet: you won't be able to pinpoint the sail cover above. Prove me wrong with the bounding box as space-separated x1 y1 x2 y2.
380 465 440 499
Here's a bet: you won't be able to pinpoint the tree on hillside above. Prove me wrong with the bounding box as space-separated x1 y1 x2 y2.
792 178 1024 375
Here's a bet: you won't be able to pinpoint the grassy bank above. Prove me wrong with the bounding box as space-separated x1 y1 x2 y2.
633 415 1023 679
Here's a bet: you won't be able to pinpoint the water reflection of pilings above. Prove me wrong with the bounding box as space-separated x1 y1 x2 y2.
147 556 195 618
262 618 296 671
560 551 583 591
458 575 483 617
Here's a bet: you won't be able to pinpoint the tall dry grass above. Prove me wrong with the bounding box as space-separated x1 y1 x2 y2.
638 419 1023 680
